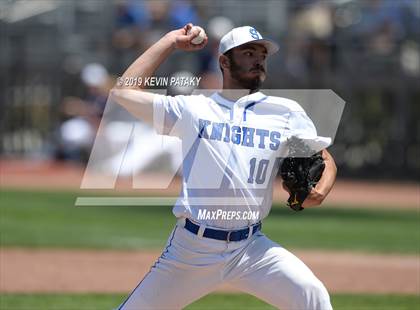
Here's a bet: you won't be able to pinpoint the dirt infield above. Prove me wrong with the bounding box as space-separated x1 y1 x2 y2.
1 248 418 294
1 159 419 208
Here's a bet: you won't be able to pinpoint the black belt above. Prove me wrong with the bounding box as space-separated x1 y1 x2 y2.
184 218 262 242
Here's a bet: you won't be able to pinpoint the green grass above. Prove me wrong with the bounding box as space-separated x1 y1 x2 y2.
0 294 123 310
0 190 175 249
0 293 419 310
1 190 419 253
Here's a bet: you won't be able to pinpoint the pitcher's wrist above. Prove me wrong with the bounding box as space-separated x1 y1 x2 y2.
163 31 178 49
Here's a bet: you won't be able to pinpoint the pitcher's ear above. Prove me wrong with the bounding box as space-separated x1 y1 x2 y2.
219 54 230 70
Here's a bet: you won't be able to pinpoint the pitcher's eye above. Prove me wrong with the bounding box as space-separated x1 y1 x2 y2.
244 51 253 56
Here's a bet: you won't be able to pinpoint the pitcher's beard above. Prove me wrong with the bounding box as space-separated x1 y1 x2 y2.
230 62 264 92
235 75 263 92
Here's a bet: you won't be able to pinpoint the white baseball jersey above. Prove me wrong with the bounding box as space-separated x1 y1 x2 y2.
153 91 330 229
117 90 333 310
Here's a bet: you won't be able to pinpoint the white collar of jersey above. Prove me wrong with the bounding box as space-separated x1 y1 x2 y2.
212 91 267 108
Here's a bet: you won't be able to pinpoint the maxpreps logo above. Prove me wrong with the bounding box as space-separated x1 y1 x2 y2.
75 89 345 207
198 209 260 221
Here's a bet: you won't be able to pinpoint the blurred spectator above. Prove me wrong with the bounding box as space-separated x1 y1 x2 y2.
80 63 110 116
198 16 234 89
169 0 199 29
112 0 200 73
286 1 336 82
56 63 111 162
115 0 150 29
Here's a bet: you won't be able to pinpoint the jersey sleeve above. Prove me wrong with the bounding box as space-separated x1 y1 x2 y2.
288 110 317 137
286 109 331 153
153 94 186 137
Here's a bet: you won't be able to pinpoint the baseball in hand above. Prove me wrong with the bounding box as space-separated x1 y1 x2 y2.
188 26 206 45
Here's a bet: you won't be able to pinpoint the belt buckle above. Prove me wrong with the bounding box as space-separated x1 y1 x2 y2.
226 231 232 243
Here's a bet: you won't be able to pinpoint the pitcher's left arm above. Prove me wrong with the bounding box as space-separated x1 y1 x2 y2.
303 149 337 208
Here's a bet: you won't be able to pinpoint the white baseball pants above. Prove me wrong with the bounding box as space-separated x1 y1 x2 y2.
118 219 332 310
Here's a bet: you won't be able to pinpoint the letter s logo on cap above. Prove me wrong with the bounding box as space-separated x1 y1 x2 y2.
249 27 261 40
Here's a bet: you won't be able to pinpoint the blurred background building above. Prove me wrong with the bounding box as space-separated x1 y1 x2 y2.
1 0 419 180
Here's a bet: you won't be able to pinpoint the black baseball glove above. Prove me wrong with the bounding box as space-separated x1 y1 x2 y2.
280 137 325 211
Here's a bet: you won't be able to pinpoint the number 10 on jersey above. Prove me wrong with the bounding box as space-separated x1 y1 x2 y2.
247 158 269 184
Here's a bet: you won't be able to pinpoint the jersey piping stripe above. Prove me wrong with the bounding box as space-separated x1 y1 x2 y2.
215 102 233 121
217 102 231 110
117 226 178 310
243 97 267 121
183 133 203 182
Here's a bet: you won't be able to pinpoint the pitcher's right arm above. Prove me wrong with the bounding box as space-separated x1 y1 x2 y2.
110 23 207 123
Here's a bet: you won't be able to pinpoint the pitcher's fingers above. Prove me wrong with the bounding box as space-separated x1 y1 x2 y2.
183 23 193 34
186 27 200 40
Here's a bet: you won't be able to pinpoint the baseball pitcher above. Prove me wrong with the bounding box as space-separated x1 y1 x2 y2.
112 23 337 310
